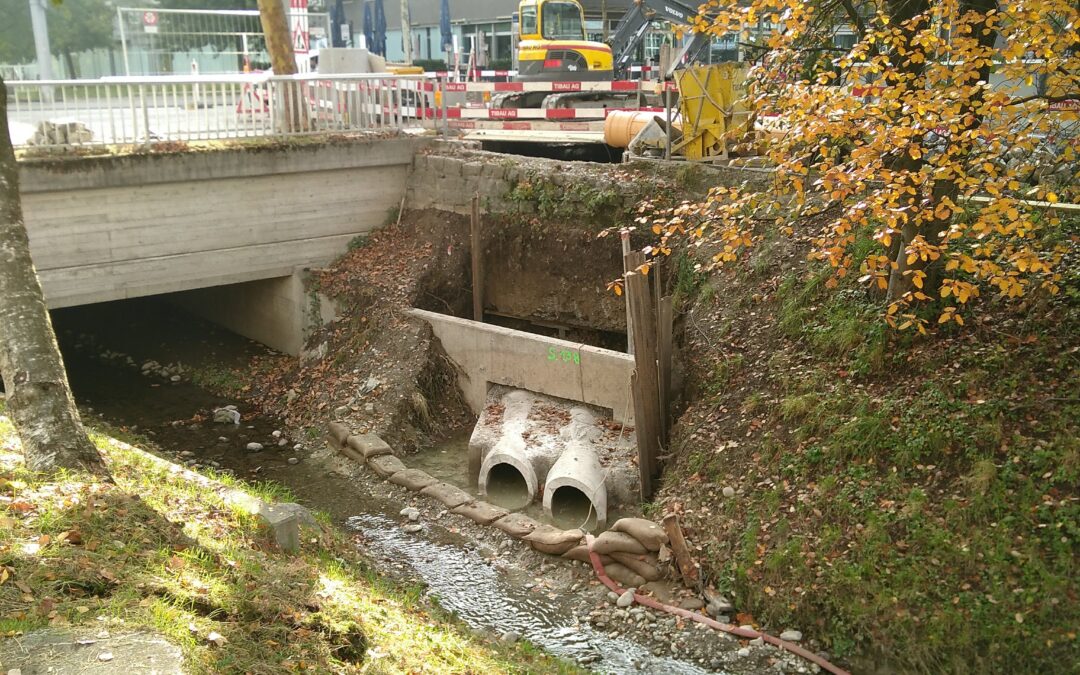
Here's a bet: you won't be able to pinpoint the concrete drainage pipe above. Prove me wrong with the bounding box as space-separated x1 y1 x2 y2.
479 436 538 511
543 441 608 532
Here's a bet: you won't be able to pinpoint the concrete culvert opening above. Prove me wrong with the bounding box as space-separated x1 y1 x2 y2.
484 463 531 510
549 486 598 531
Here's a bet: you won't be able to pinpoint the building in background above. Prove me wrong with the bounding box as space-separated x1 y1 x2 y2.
344 0 636 67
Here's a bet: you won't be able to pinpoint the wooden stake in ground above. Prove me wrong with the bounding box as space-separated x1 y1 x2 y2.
470 193 484 322
625 251 660 497
657 295 673 443
0 76 106 477
662 513 699 586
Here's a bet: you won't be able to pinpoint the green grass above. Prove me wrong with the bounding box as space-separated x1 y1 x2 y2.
0 409 578 674
665 228 1080 673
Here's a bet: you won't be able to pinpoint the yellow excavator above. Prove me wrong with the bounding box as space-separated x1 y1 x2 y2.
515 0 715 82
515 0 614 82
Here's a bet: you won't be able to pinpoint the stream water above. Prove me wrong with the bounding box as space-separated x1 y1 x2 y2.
348 513 711 675
48 298 730 674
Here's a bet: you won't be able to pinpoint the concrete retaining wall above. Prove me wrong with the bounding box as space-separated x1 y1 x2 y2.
20 138 422 309
404 149 772 217
408 308 635 424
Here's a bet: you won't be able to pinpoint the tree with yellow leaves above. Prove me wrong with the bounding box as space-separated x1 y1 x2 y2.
647 0 1078 331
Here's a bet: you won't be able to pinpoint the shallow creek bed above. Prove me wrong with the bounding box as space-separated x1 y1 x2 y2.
320 425 822 675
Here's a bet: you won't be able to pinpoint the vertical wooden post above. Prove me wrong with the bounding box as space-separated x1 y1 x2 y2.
470 193 483 322
662 513 700 586
657 295 673 443
621 230 634 355
625 250 661 498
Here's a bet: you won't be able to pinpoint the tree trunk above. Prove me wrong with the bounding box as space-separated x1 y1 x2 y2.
258 0 298 76
887 0 999 302
0 77 106 477
257 0 306 132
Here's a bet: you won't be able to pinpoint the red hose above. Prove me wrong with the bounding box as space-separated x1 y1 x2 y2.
584 534 850 675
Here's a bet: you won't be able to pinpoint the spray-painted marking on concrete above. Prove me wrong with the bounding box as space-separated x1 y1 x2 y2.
548 347 581 365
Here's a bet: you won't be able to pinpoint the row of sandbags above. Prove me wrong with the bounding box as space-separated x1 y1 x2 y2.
329 423 671 587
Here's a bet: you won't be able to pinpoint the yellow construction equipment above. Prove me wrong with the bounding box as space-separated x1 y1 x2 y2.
672 63 749 160
515 0 614 82
603 63 754 161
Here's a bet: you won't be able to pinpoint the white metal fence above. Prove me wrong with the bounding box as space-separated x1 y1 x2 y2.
5 74 430 149
117 7 331 76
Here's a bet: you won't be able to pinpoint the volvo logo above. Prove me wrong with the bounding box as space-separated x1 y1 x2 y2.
664 6 686 20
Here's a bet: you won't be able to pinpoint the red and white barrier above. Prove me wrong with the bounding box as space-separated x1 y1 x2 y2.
431 106 665 121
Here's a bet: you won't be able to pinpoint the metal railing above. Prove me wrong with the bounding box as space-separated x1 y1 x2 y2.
5 73 430 149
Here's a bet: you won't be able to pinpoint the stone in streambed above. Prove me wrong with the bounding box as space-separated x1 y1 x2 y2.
779 629 803 642
616 590 635 608
245 442 263 452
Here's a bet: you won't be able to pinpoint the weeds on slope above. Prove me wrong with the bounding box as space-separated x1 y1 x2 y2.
660 222 1079 673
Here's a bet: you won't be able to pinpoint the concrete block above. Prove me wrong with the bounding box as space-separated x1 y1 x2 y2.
347 433 393 459
408 308 634 424
257 502 316 552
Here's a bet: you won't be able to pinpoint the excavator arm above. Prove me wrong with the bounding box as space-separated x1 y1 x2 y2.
608 0 713 78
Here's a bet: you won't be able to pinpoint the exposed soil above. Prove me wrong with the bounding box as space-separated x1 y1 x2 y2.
248 206 655 454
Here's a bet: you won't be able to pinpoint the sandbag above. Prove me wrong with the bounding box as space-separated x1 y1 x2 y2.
524 525 584 555
611 517 669 552
327 421 350 449
367 454 406 478
491 513 540 539
562 544 614 566
610 551 662 582
420 482 474 509
602 562 646 588
388 469 438 491
347 433 393 459
592 530 648 556
451 500 508 525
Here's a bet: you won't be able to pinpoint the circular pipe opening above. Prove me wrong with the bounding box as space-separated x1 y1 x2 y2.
485 462 531 510
549 485 597 531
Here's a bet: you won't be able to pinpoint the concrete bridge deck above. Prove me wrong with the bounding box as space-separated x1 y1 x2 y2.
20 138 418 311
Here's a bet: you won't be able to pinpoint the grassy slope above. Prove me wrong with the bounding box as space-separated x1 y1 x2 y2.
659 223 1078 673
0 411 576 674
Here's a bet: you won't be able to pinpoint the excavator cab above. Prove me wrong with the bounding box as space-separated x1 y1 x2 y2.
516 0 614 81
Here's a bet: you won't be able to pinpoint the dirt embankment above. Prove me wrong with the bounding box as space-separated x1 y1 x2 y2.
246 152 716 454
